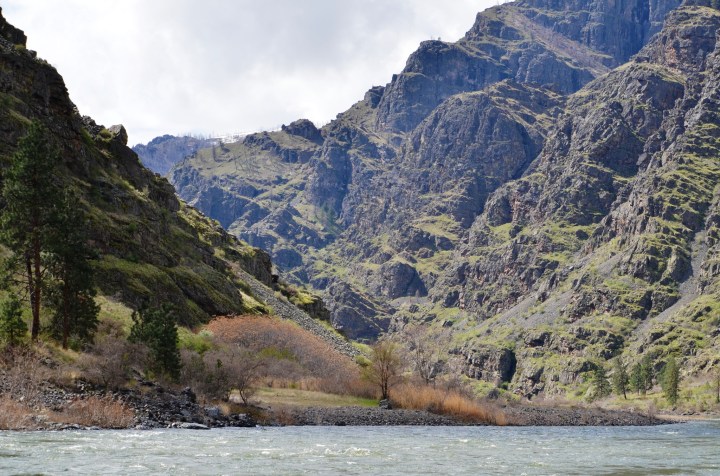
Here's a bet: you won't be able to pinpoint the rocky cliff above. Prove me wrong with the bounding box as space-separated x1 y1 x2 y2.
168 0 720 396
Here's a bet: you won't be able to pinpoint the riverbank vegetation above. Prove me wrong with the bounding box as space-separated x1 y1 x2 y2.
0 300 508 428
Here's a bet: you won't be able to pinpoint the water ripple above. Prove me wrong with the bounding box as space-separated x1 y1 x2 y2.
0 423 718 475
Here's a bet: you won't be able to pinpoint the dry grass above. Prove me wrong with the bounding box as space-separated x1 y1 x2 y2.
390 383 507 425
0 346 53 404
261 375 378 398
0 395 135 430
253 387 377 408
50 396 135 428
0 343 136 430
0 397 37 430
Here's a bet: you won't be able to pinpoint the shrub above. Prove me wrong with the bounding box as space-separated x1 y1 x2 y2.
211 348 264 405
0 346 52 404
181 347 265 404
205 316 360 395
77 338 148 390
363 340 402 400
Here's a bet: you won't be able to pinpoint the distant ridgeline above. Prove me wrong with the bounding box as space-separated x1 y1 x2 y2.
145 0 720 397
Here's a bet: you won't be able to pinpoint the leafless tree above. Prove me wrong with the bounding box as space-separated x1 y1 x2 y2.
403 326 447 386
364 340 403 400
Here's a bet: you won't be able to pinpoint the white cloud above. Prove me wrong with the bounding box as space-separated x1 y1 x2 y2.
2 0 503 145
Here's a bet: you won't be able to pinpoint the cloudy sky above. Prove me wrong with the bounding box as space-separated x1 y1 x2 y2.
3 1 505 146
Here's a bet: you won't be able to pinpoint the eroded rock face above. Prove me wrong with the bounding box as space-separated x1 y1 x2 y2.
376 0 682 134
456 345 517 385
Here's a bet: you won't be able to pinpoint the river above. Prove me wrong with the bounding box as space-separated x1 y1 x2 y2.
1 422 719 475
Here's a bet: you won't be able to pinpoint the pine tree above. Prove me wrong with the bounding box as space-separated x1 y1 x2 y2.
612 357 629 399
129 304 181 380
591 365 612 400
0 122 63 340
629 362 644 395
662 356 680 407
640 355 654 394
46 190 99 349
0 293 27 347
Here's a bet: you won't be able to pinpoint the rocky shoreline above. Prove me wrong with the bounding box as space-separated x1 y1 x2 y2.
7 381 672 430
502 405 668 426
270 404 669 427
126 385 670 428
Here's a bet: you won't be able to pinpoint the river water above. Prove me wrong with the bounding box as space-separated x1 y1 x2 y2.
1 422 719 475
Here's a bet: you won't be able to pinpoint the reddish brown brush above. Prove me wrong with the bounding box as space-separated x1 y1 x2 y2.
206 316 360 394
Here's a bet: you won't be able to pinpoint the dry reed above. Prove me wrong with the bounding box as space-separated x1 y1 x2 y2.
390 383 507 425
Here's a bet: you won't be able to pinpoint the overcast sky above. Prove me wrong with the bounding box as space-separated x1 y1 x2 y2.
3 1 505 146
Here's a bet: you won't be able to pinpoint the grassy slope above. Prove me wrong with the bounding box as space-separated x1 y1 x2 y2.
0 15 341 340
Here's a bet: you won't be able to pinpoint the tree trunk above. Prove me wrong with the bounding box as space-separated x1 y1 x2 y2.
62 275 70 349
31 235 42 340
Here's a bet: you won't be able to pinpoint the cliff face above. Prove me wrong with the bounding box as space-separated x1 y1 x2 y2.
168 0 720 395
375 0 682 134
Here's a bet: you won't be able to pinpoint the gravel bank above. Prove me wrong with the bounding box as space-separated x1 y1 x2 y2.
262 404 669 427
503 405 668 426
8 380 670 430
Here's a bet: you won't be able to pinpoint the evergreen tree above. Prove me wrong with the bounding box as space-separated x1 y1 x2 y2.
0 122 63 340
0 293 27 347
629 362 644 395
640 355 654 393
129 304 181 380
591 365 612 400
662 356 680 406
46 190 99 349
612 357 629 399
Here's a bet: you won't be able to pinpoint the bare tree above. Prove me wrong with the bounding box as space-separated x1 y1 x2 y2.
204 348 264 405
403 326 447 385
364 340 403 400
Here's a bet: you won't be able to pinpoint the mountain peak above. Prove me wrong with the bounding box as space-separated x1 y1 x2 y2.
0 8 27 47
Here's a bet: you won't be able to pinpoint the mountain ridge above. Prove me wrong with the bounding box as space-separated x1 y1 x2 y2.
140 0 720 397
0 7 350 356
